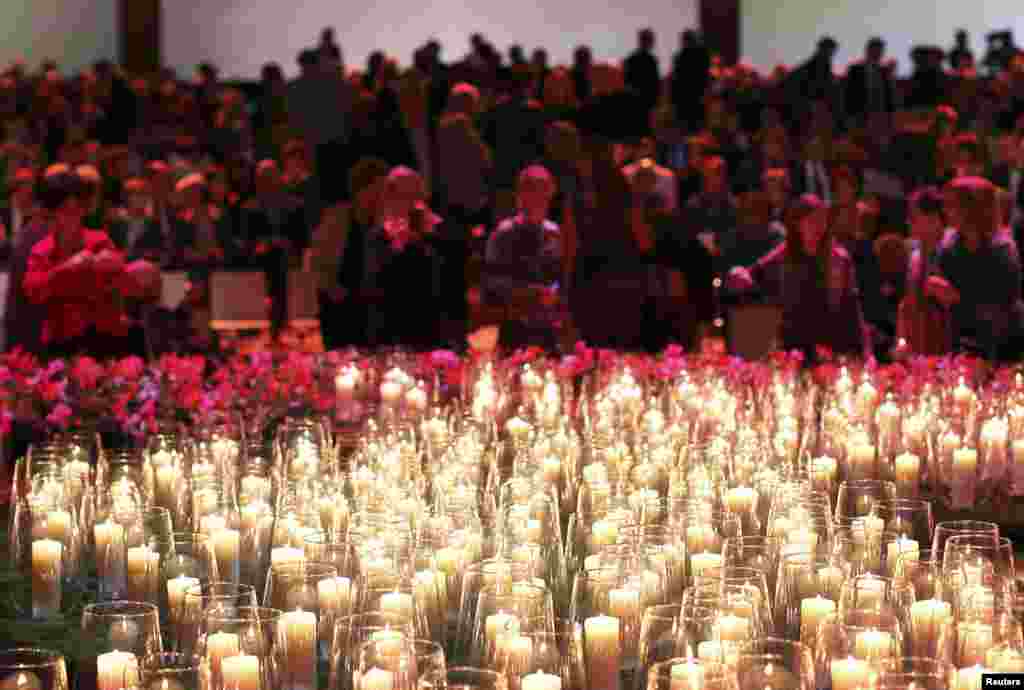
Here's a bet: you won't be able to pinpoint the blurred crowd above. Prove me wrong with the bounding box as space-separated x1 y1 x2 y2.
6 25 1024 361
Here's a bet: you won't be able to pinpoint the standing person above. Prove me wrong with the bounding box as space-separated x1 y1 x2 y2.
726 194 872 362
671 30 711 133
895 187 953 356
360 167 443 349
287 49 352 205
0 166 38 263
931 177 1024 359
482 165 562 351
240 160 307 343
23 169 155 358
844 37 894 126
624 28 661 128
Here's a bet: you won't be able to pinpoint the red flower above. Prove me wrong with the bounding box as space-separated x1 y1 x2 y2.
112 356 146 381
71 356 105 390
46 403 72 429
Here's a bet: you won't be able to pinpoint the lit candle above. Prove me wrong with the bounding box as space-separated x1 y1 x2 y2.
690 551 722 580
591 519 619 547
894 452 921 493
31 539 62 618
583 615 620 690
608 588 641 622
506 417 531 442
811 456 838 490
800 596 836 646
97 651 139 690
669 660 704 690
830 657 870 690
521 670 562 690
697 641 722 664
221 655 261 690
270 547 305 570
685 525 714 555
992 649 1024 673
212 528 241 583
126 546 159 602
167 575 200 621
379 381 403 405
716 614 750 643
909 599 951 656
818 566 845 595
94 521 126 588
318 576 352 616
856 576 886 609
854 629 893 660
952 448 978 483
361 668 394 690
280 610 317 690
486 612 520 644
724 486 756 514
379 591 414 622
0 671 44 690
959 622 994 667
954 665 987 690
886 537 919 575
206 630 240 678
405 386 427 412
848 442 876 479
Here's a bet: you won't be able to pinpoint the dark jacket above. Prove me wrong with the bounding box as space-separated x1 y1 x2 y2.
4 217 52 353
843 62 895 120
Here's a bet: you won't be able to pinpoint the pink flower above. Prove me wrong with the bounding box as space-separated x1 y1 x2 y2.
46 403 72 429
113 356 146 381
430 350 460 370
71 356 105 390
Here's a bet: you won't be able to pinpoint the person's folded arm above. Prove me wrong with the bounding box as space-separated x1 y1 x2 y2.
23 249 91 303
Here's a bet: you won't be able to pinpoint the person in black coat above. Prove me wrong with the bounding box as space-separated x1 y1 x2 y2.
624 28 661 127
671 30 711 133
240 160 308 341
844 38 894 126
107 177 168 263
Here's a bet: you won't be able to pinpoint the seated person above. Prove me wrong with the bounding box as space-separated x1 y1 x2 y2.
482 165 562 351
896 187 953 356
727 194 873 362
108 177 166 262
622 140 678 212
931 176 1024 359
685 155 737 242
24 169 158 358
171 172 234 270
360 167 443 349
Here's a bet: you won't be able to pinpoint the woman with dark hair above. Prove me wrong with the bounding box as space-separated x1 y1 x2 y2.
727 193 872 361
567 136 663 350
24 170 156 358
932 176 1024 359
896 186 953 356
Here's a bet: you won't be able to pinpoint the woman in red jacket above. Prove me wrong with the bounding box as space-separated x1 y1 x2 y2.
24 168 155 358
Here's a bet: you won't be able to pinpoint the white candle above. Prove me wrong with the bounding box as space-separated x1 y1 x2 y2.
379 591 414 622
379 381 403 404
97 651 138 690
361 668 394 690
212 528 240 583
848 443 876 479
669 660 704 690
31 539 62 618
894 452 921 491
591 519 619 547
126 546 159 602
959 622 994 666
992 649 1024 673
521 670 562 690
167 575 199 621
724 487 756 514
206 630 240 678
690 551 722 579
318 576 352 615
685 525 715 555
717 613 750 642
812 456 838 489
953 448 978 482
856 576 886 609
800 596 836 645
486 612 520 643
954 665 987 690
830 657 870 690
221 655 261 690
280 610 317 689
697 640 722 664
608 588 640 621
818 566 845 595
45 510 72 544
886 537 919 575
405 386 428 411
583 615 620 690
854 629 893 660
94 521 126 591
910 599 951 656
270 547 305 569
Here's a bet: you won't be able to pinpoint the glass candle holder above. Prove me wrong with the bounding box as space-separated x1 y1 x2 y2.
178 583 258 658
154 533 219 631
646 658 733 690
0 648 69 690
138 653 204 690
199 606 283 690
737 637 815 690
82 602 163 690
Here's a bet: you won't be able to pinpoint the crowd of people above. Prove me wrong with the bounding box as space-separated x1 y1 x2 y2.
5 25 1024 361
